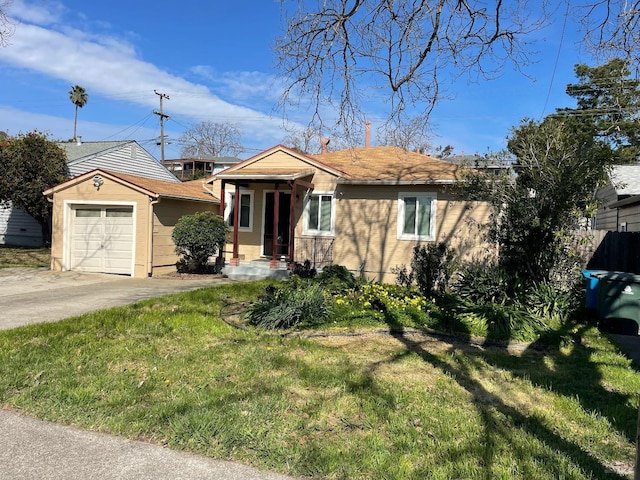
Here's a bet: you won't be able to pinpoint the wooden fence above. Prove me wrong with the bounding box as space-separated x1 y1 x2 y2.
583 231 640 274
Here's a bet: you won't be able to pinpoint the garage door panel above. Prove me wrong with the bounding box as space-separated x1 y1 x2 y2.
70 206 134 275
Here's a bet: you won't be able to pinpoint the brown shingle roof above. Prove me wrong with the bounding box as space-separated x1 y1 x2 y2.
102 170 218 202
309 146 461 183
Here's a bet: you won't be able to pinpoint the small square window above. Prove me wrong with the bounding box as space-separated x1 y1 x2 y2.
397 193 436 241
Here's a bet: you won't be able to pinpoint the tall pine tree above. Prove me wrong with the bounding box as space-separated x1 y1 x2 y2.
555 58 640 163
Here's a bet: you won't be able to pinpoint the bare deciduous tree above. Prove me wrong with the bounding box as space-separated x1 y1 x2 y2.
0 1 15 47
178 121 244 158
578 0 640 64
377 117 432 152
276 1 640 140
276 0 547 140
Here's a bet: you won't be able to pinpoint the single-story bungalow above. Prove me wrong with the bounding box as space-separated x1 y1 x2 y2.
207 144 492 283
44 169 219 278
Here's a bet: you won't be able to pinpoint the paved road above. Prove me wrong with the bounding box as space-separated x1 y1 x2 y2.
0 268 298 480
0 268 232 330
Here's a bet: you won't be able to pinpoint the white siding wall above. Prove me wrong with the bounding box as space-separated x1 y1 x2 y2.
594 184 621 231
68 144 179 182
0 203 43 246
619 204 640 232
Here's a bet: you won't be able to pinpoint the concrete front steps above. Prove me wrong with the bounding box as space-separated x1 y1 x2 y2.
222 259 291 281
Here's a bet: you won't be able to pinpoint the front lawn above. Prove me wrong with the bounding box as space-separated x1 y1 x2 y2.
0 281 637 479
0 245 50 268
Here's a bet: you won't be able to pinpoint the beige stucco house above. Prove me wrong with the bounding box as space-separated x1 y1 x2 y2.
208 144 492 283
44 169 219 278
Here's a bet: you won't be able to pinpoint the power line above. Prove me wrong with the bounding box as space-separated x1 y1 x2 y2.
540 0 571 120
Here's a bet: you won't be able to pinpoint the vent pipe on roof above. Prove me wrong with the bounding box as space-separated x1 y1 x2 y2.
365 121 371 148
76 136 82 146
320 137 330 154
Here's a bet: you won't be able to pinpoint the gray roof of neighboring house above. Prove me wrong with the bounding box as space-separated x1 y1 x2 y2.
445 154 513 169
56 140 179 183
610 165 640 195
57 141 133 162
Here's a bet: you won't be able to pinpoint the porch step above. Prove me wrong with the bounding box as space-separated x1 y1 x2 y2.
222 260 290 282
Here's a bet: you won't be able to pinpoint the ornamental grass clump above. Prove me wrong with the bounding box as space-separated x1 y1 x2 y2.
246 280 330 329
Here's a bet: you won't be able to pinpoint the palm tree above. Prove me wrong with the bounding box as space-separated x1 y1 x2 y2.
69 85 88 141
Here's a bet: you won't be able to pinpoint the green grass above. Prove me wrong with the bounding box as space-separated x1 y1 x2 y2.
0 281 638 479
0 245 50 268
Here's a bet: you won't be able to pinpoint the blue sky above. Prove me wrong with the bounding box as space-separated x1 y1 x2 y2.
0 0 594 160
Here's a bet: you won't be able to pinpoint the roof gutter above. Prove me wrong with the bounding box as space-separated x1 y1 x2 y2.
157 193 219 203
336 179 458 186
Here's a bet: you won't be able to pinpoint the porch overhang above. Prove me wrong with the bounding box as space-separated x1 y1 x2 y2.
217 170 315 269
215 168 315 182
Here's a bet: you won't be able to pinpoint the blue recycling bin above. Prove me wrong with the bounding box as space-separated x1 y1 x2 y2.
582 270 607 309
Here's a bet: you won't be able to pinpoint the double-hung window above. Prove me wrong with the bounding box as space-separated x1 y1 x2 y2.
225 190 253 231
397 193 436 241
304 193 334 235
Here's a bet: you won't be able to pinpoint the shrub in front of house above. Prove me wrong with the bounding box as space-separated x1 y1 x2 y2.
318 264 357 291
445 263 582 341
291 259 317 279
394 242 458 299
172 211 228 273
246 279 330 329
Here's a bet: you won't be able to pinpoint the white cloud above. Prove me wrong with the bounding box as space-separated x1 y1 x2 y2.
8 0 65 26
0 1 304 152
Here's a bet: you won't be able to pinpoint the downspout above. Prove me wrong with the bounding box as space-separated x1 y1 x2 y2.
148 196 160 277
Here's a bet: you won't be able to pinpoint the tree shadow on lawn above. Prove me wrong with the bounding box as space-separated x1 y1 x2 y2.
380 317 631 479
486 320 639 444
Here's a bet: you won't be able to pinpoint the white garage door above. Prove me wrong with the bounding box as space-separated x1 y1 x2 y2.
70 206 134 275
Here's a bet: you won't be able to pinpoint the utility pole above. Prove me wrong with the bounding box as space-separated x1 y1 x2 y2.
153 90 170 162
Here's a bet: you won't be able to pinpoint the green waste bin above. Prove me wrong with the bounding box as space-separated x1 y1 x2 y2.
594 272 640 335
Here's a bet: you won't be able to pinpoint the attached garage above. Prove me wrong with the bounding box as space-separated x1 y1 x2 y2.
44 169 219 278
70 205 135 274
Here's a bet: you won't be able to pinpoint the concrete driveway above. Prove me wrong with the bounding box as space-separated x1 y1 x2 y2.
0 268 233 330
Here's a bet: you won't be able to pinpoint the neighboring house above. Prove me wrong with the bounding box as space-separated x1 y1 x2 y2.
44 169 218 278
0 140 179 247
593 165 640 232
444 154 513 177
207 144 492 283
162 156 242 181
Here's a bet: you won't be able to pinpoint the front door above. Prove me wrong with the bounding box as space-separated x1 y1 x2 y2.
263 191 291 257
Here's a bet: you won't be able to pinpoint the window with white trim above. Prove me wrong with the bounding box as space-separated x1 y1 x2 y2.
304 193 334 235
397 193 436 240
224 190 254 231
